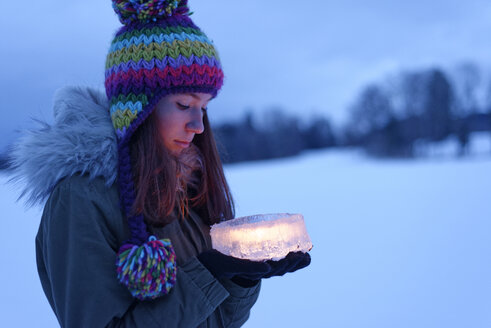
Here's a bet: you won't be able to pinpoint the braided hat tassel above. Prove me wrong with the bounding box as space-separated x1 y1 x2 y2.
115 141 178 300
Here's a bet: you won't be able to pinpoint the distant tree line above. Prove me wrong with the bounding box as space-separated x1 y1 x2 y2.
213 109 337 164
343 62 491 157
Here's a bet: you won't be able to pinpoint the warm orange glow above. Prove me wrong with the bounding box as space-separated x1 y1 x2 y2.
210 213 312 261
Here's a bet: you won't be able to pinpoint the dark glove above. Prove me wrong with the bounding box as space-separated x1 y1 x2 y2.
197 249 272 281
262 251 311 278
197 249 311 286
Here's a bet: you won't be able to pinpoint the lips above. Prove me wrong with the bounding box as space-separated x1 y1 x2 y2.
175 140 191 148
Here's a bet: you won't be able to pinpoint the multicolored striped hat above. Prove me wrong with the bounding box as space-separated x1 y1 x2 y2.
105 0 224 300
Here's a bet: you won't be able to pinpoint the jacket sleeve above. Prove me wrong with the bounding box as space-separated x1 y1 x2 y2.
214 279 261 328
37 176 230 328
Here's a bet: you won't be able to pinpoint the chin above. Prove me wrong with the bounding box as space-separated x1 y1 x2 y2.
169 148 183 156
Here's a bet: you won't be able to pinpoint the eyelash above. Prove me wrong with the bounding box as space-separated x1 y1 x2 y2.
177 102 208 112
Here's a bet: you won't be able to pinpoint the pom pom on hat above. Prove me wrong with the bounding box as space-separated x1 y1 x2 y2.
112 0 190 25
116 235 177 300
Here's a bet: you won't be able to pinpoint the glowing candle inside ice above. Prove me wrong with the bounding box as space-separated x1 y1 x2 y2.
210 213 312 261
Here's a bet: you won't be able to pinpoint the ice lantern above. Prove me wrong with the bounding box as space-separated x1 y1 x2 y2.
210 213 313 261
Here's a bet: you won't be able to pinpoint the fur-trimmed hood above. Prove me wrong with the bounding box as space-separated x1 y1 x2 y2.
9 86 118 206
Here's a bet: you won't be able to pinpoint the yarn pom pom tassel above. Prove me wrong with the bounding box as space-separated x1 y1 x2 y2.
116 235 177 300
112 0 190 25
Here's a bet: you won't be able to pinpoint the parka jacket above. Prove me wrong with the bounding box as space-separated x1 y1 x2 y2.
11 86 260 328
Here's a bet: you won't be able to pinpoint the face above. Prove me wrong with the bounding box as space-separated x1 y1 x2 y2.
155 92 212 155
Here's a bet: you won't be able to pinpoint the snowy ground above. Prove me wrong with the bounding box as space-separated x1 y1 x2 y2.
1 135 490 327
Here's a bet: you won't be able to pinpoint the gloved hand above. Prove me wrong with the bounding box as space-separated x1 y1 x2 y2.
197 249 311 286
260 251 311 278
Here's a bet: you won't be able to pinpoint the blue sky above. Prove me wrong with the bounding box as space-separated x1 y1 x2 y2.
2 0 491 148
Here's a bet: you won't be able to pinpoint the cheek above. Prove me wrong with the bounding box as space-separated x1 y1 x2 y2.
157 111 184 143
158 118 174 142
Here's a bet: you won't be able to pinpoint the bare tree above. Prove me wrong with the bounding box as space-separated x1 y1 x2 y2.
348 83 393 137
398 71 428 119
423 69 454 141
451 61 482 117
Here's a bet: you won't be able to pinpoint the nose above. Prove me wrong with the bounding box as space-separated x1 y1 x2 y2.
185 109 205 134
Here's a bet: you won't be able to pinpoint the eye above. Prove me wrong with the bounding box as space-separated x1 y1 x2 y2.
177 102 190 110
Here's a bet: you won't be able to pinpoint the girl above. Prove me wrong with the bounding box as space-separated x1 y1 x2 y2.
10 1 311 327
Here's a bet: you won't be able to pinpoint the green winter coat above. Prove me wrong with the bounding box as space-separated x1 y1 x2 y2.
11 86 260 328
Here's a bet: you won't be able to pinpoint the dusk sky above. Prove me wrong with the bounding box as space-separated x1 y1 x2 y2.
2 0 491 149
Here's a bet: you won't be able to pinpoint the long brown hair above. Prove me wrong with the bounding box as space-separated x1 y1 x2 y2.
129 109 235 227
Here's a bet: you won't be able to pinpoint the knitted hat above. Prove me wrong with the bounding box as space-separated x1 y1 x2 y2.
105 0 224 300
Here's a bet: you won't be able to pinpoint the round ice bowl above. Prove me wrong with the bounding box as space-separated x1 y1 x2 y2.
210 213 312 261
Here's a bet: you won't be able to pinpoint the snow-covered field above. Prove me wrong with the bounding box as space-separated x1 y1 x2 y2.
1 140 490 327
